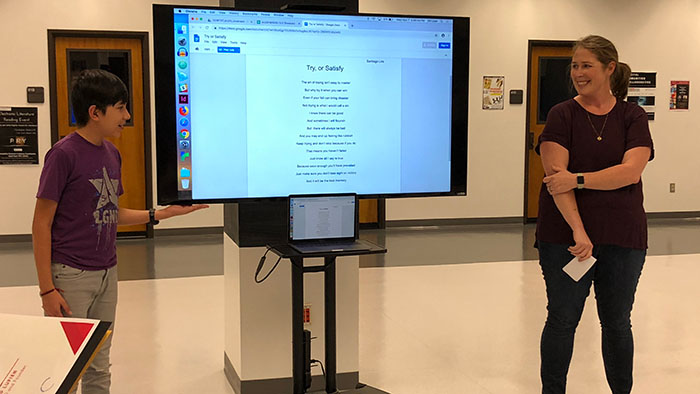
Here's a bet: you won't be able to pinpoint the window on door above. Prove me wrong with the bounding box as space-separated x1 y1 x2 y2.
537 57 575 124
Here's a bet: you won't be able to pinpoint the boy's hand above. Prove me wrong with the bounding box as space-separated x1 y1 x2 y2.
42 291 72 317
159 204 209 219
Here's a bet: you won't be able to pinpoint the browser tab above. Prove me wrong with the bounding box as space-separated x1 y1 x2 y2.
302 21 348 29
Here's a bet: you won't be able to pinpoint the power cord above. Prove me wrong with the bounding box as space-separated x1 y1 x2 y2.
310 359 326 378
255 247 283 283
311 359 341 394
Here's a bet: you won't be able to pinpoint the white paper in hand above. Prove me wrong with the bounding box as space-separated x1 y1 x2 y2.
562 255 596 282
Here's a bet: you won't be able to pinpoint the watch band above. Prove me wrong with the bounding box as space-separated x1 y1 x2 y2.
149 208 160 225
577 173 584 190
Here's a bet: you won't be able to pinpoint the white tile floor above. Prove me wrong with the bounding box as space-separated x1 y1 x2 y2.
1 253 699 393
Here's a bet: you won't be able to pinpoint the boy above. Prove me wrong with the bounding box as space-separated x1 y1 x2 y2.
32 69 206 393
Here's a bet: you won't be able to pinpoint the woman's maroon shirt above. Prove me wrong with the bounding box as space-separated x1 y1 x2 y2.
535 99 654 250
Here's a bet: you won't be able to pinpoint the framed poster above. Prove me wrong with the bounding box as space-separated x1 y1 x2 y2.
0 107 38 165
483 76 504 110
670 81 690 110
627 72 656 120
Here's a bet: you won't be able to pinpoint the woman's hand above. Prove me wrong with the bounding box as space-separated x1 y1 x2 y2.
543 165 577 195
568 228 593 261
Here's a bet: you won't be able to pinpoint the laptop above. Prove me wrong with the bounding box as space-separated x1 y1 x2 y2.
288 193 371 254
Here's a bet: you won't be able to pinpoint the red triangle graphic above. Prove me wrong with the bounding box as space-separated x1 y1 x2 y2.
60 322 94 355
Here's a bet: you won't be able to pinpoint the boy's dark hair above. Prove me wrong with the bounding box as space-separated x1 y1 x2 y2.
70 69 129 127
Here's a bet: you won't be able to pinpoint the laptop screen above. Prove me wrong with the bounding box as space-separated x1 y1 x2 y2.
289 194 357 241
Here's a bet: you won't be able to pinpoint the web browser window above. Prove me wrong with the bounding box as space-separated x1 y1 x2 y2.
173 8 454 199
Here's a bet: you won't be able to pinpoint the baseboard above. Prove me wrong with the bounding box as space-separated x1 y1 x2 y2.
386 216 523 227
0 234 32 243
3 212 698 243
153 226 223 236
224 352 359 394
223 353 243 394
387 211 700 228
0 227 224 243
647 211 700 220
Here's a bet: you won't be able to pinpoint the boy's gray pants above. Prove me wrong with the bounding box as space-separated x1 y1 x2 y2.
51 263 118 394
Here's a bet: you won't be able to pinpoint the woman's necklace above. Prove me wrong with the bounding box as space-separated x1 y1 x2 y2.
585 112 608 141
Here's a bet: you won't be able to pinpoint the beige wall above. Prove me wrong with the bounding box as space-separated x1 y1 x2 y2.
1 0 698 234
0 0 222 235
363 0 700 220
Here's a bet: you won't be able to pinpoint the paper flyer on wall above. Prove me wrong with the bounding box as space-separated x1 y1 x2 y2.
482 76 504 110
670 80 690 110
0 314 109 394
0 107 39 165
627 72 656 120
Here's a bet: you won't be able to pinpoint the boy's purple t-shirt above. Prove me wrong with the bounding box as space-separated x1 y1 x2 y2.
37 132 124 270
535 99 654 250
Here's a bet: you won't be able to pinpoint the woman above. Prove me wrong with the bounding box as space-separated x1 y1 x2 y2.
535 35 654 394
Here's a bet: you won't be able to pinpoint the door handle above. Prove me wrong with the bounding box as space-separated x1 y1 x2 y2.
528 132 535 150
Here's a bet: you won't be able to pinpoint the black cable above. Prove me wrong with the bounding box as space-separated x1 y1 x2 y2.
310 359 326 377
254 247 271 277
255 247 284 283
311 358 342 393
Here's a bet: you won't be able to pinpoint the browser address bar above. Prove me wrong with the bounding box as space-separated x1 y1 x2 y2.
215 25 342 35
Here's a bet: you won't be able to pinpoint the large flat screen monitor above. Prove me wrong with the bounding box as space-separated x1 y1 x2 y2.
153 4 469 204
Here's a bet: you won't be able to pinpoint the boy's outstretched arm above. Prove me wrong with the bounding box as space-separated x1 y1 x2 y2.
118 204 209 226
32 198 72 317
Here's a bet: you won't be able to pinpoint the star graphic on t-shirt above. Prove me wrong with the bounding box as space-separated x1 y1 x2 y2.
89 167 119 209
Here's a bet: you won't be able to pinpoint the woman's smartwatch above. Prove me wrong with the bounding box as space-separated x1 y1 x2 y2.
577 173 585 190
149 208 160 225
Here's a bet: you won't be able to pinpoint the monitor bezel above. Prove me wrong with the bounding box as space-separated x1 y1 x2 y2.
153 3 469 205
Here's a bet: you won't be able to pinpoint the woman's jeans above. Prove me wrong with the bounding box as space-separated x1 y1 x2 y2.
538 242 645 394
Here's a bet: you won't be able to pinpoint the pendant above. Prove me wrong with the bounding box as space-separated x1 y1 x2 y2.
597 136 602 141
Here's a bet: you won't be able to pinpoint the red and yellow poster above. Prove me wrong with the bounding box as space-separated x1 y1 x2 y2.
670 80 690 110
483 76 505 110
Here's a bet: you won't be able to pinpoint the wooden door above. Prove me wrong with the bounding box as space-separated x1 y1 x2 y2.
53 36 147 233
359 199 378 225
525 43 575 221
